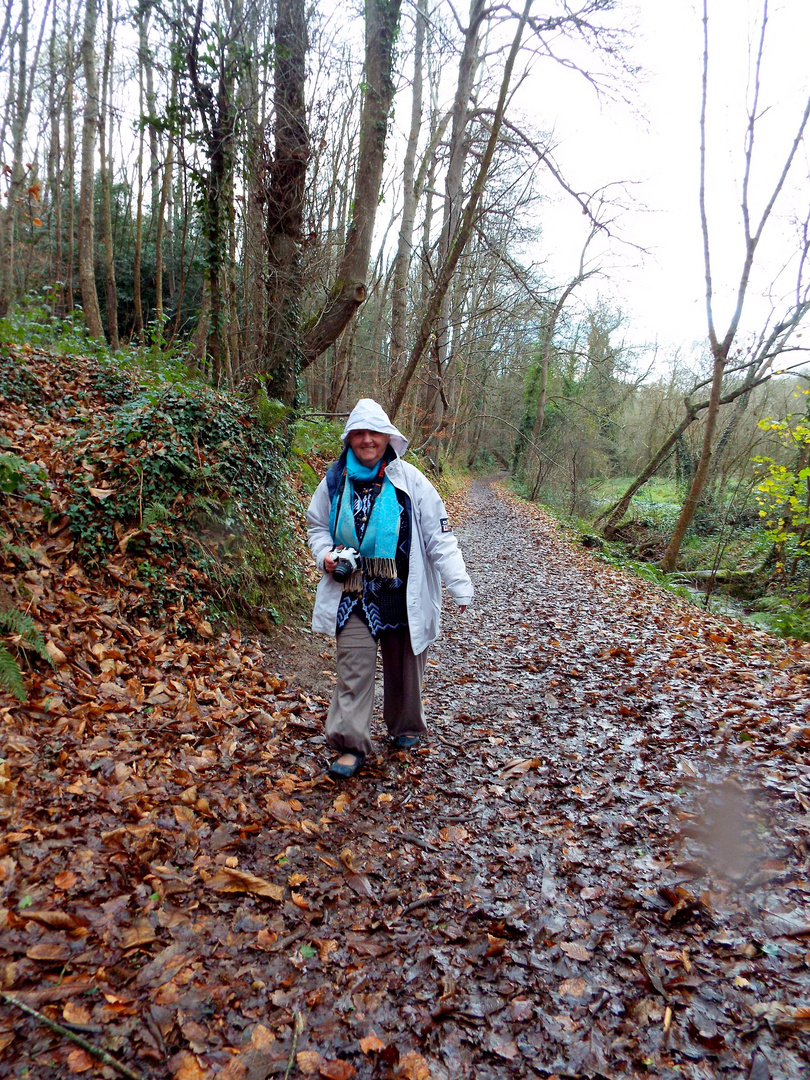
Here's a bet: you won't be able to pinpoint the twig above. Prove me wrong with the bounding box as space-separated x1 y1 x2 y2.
0 991 146 1080
433 733 464 750
283 1010 305 1080
397 831 439 852
393 891 451 921
435 785 476 803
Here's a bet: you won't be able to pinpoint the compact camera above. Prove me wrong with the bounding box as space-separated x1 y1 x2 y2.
329 547 359 583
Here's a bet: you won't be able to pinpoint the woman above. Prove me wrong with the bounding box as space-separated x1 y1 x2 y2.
307 399 473 778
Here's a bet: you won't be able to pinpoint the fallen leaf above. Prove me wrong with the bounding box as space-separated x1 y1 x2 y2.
312 938 338 963
509 998 534 1021
202 867 284 901
134 942 197 989
67 1048 94 1073
26 943 71 962
265 793 299 824
248 1025 275 1050
558 977 590 998
346 872 375 899
170 1050 209 1079
122 918 158 949
493 1041 520 1061
319 1061 356 1080
499 757 541 778
45 640 67 664
580 885 604 901
360 1033 386 1053
559 940 592 962
394 1051 430 1080
296 1051 325 1076
21 910 88 933
485 934 506 957
749 1003 810 1030
63 1001 93 1025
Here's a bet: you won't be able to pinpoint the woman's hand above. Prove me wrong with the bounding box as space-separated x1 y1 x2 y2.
324 551 338 574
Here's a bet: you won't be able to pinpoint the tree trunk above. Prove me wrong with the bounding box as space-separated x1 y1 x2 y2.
241 0 266 384
189 275 211 372
0 0 29 317
132 6 147 342
420 0 485 443
262 0 308 404
300 0 402 368
47 11 62 309
389 0 533 421
154 134 174 332
660 348 727 570
64 3 75 313
78 0 104 340
98 0 118 350
389 0 425 388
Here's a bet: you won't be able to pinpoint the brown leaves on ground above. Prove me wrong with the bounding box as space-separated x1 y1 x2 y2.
2 352 810 1079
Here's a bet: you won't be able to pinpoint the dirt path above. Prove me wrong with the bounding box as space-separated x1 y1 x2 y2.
299 478 810 1079
3 478 809 1080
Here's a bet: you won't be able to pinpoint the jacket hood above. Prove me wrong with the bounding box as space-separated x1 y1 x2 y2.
342 398 409 457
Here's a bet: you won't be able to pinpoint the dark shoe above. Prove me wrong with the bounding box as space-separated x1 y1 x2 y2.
328 751 365 779
393 734 421 750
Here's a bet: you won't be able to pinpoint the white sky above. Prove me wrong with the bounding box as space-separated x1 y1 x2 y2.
529 0 810 365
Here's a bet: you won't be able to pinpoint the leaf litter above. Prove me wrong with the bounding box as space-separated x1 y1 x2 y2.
2 352 810 1078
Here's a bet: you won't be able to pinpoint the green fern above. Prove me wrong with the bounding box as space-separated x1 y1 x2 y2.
0 608 52 664
0 540 33 563
143 502 170 526
0 644 27 701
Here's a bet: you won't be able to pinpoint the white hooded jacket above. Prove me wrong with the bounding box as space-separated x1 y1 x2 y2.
306 400 473 655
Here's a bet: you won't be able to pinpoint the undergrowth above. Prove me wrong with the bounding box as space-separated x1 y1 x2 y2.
62 381 306 626
748 593 810 641
1 344 313 643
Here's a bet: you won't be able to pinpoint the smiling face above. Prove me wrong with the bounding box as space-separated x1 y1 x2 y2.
347 429 390 469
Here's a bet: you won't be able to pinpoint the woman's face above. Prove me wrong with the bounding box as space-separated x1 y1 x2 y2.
348 429 390 468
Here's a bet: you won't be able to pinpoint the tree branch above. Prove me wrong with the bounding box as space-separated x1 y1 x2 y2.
0 991 146 1080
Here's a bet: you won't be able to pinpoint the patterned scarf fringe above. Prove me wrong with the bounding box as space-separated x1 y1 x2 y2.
341 557 397 594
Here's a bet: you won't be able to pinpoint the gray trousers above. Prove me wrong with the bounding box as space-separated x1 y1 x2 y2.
326 614 428 757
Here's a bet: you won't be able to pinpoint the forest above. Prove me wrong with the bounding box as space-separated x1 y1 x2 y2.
0 0 809 610
2 3 810 1076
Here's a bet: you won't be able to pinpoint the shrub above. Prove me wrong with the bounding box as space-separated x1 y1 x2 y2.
62 382 303 626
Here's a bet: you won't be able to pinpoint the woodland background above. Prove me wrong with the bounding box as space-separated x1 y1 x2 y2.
0 0 809 606
2 5 810 1071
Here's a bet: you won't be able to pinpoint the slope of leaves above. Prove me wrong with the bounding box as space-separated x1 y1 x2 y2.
2 354 810 1080
1 344 302 637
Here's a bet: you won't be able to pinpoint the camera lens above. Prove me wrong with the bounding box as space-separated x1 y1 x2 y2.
332 558 352 583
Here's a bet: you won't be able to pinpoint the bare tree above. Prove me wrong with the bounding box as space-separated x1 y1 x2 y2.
299 0 402 368
98 0 118 350
262 0 309 404
389 0 534 421
659 0 810 570
78 0 104 340
388 0 426 393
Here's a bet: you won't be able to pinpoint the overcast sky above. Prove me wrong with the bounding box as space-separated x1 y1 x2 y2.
531 0 810 366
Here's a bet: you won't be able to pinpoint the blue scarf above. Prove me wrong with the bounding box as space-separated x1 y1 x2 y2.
328 449 401 581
